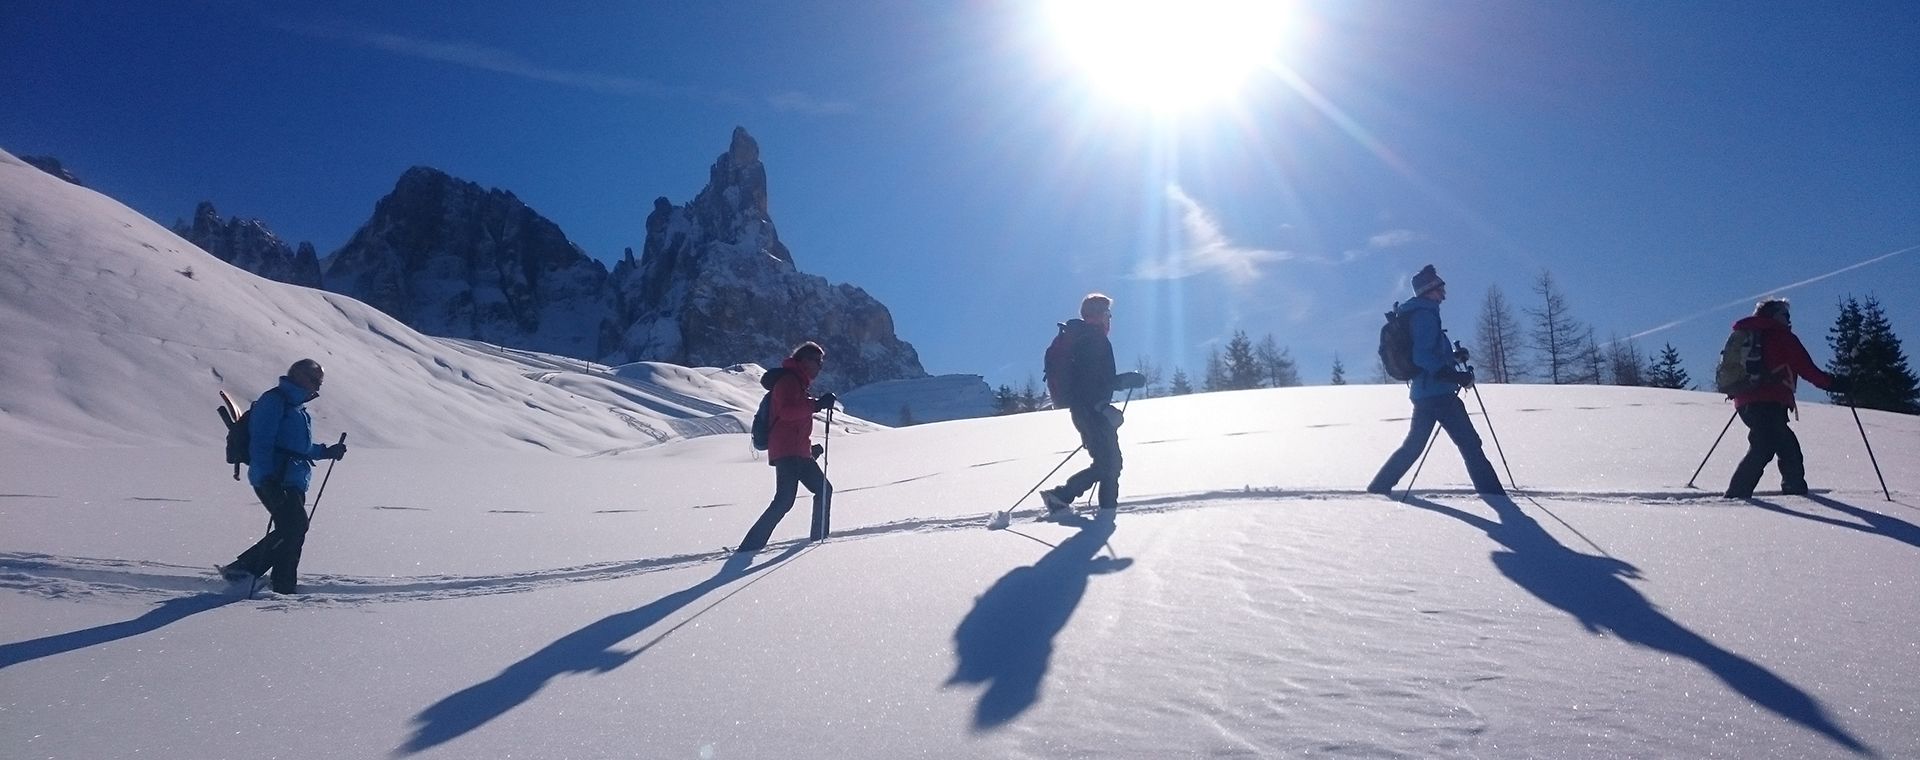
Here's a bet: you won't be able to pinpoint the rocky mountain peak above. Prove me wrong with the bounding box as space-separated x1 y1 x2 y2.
171 201 321 287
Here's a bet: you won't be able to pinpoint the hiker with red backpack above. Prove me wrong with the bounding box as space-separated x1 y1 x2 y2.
736 342 837 552
1720 299 1852 499
1366 265 1506 496
1039 294 1146 519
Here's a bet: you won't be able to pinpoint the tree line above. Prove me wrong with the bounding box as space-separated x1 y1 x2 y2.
991 278 1917 416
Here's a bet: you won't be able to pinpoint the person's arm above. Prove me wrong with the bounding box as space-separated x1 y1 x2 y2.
771 371 814 422
1410 310 1453 376
1781 332 1836 390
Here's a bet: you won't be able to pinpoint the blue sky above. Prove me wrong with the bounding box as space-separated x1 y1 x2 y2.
5 1 1917 391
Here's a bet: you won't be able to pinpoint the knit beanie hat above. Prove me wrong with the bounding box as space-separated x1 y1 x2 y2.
1412 265 1445 296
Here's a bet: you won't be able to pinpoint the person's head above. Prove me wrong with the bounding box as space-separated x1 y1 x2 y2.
287 359 325 392
1755 298 1791 326
790 341 825 373
1412 265 1447 302
1080 293 1114 328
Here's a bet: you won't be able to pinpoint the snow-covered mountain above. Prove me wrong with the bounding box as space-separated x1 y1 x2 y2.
841 373 997 425
171 201 323 288
612 127 926 390
0 148 878 453
323 166 618 362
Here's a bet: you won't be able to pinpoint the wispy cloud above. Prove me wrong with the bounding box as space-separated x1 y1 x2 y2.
279 21 853 114
766 91 855 115
1340 228 1425 262
1133 186 1290 282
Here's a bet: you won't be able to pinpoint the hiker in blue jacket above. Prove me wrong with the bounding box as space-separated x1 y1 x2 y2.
1367 266 1506 496
219 359 346 593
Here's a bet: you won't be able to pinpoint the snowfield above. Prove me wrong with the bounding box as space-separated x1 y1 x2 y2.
5 149 1920 759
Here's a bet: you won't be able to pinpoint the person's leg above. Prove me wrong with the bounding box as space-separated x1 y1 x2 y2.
1051 406 1106 504
739 459 803 551
1368 400 1440 493
1433 395 1504 493
1768 407 1807 492
260 487 308 593
234 486 302 577
1086 409 1123 509
797 459 831 540
1725 403 1781 498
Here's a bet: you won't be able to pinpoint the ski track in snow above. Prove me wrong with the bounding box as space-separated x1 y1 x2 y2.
6 486 1903 607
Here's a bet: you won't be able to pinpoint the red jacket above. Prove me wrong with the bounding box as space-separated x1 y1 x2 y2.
1729 314 1836 409
766 357 819 463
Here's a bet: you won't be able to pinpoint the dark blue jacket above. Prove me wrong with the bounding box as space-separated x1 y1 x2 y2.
1399 298 1463 400
247 376 329 490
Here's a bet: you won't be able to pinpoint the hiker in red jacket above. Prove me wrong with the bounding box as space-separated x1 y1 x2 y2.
737 342 836 552
1724 299 1852 498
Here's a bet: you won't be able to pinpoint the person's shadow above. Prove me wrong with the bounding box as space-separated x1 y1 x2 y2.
945 514 1132 731
1746 493 1920 552
1402 494 1872 756
0 592 235 669
398 544 805 755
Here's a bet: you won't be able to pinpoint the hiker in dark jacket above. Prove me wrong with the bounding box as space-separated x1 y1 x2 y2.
1367 265 1505 496
1724 299 1851 498
737 342 836 552
1040 294 1144 518
219 359 346 594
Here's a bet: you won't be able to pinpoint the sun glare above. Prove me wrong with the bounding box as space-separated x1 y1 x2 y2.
1045 0 1292 112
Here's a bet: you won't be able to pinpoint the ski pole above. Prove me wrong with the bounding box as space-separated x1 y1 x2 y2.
1849 403 1892 501
1686 409 1738 489
307 433 346 523
1468 383 1518 491
1400 426 1441 502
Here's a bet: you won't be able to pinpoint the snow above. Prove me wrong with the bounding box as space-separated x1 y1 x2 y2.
5 148 1920 759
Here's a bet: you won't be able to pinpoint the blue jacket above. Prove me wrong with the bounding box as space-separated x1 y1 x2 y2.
247 376 329 490
1399 297 1463 400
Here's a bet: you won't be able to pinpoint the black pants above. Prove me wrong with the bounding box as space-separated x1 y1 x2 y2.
232 486 308 593
1369 394 1505 494
1053 404 1123 509
1726 402 1805 497
738 456 832 551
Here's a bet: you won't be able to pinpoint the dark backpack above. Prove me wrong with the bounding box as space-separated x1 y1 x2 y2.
749 368 787 451
1714 329 1771 396
222 388 284 466
1043 323 1078 407
1378 304 1419 382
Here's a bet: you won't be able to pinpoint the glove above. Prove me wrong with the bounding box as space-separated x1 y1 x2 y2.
811 443 825 459
1100 404 1125 429
814 392 838 412
1113 371 1147 390
1446 368 1476 389
1453 342 1471 364
1828 375 1853 395
321 443 348 460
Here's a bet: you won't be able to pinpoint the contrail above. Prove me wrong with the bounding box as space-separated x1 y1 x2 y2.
1620 244 1920 344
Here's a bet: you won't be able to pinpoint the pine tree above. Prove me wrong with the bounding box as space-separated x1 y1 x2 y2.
1020 376 1043 412
1526 270 1594 384
1203 346 1228 392
1254 334 1301 388
1645 343 1692 389
1134 356 1165 398
1169 368 1194 395
1828 295 1920 413
1330 354 1348 385
994 384 1021 415
1476 284 1527 383
1223 331 1263 390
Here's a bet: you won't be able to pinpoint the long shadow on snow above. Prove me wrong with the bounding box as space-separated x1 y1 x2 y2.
945 514 1132 731
0 593 235 669
398 543 807 755
1748 493 1920 553
1401 494 1872 755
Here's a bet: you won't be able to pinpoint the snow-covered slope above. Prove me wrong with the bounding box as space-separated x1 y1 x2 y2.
6 147 1920 760
0 149 875 453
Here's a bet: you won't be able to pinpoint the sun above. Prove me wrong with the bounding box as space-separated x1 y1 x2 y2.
1044 0 1293 112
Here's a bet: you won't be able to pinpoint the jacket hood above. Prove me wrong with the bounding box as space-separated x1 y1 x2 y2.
1398 297 1439 315
276 376 317 404
1732 314 1789 334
